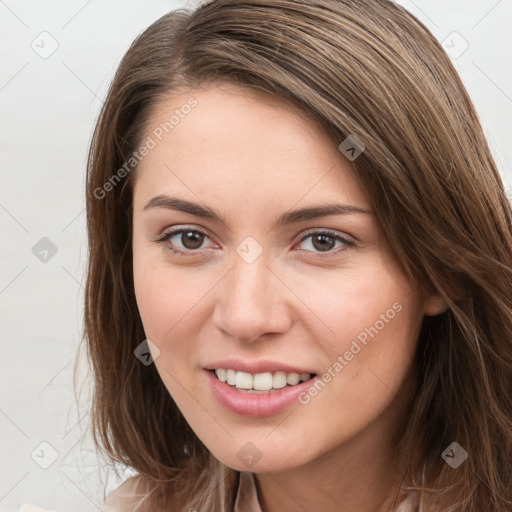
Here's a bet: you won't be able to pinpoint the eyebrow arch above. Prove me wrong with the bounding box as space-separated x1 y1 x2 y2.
143 194 373 226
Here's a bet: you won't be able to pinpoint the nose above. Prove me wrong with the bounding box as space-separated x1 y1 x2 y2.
212 254 293 344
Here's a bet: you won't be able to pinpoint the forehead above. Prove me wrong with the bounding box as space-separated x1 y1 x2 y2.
133 84 368 211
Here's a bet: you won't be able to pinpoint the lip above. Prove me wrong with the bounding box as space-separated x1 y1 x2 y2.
204 358 315 375
205 369 317 417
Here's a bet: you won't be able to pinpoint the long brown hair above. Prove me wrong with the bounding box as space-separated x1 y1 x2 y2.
84 1 512 510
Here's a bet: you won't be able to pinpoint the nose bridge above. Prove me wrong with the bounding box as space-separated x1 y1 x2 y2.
213 250 290 342
231 252 271 306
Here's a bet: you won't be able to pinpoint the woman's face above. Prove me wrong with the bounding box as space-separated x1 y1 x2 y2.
131 84 443 473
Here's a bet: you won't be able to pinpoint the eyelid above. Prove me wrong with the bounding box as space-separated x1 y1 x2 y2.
155 224 356 257
154 225 217 247
296 227 355 245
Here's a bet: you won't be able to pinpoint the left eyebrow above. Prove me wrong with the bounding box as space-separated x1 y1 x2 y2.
143 194 373 226
275 203 373 225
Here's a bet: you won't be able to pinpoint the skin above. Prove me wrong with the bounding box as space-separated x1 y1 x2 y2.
131 83 447 511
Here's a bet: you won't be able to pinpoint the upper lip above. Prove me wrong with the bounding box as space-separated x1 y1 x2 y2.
204 359 316 375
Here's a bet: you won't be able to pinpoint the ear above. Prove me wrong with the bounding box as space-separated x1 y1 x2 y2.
423 294 449 317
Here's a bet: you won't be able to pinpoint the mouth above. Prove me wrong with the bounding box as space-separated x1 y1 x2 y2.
209 368 316 393
205 364 318 417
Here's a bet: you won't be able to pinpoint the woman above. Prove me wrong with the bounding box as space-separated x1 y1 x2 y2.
84 0 512 510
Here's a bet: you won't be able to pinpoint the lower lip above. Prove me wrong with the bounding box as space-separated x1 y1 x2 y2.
206 370 316 417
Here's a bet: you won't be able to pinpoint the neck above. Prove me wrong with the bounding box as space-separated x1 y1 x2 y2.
254 378 413 512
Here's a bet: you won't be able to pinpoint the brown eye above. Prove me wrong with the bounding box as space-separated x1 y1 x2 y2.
311 234 336 252
296 230 354 257
157 227 213 255
179 231 205 250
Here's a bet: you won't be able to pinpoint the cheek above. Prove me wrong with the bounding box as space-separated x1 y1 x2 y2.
133 265 171 342
133 263 201 401
301 268 422 412
133 252 200 341
132 253 221 383
295 263 417 351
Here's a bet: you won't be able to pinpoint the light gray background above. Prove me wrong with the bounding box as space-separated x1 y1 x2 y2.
1 1 511 510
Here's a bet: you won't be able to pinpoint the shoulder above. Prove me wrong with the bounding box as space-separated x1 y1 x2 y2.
101 475 188 512
395 491 419 512
101 476 146 512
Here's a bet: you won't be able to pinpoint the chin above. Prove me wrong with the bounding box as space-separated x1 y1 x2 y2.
206 439 312 473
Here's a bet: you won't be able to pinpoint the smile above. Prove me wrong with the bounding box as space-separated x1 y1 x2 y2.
213 369 314 392
206 367 318 417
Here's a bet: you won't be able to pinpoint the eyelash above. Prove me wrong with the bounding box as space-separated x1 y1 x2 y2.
154 226 355 259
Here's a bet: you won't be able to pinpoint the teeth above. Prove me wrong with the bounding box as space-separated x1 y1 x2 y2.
235 371 253 390
273 371 287 389
253 372 273 391
214 369 312 390
216 368 227 382
226 369 236 386
286 373 300 385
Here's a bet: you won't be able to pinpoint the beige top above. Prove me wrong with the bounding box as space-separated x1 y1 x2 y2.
99 471 418 511
233 472 418 512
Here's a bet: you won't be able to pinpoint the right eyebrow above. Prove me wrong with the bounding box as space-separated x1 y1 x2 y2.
143 194 373 226
143 195 227 223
